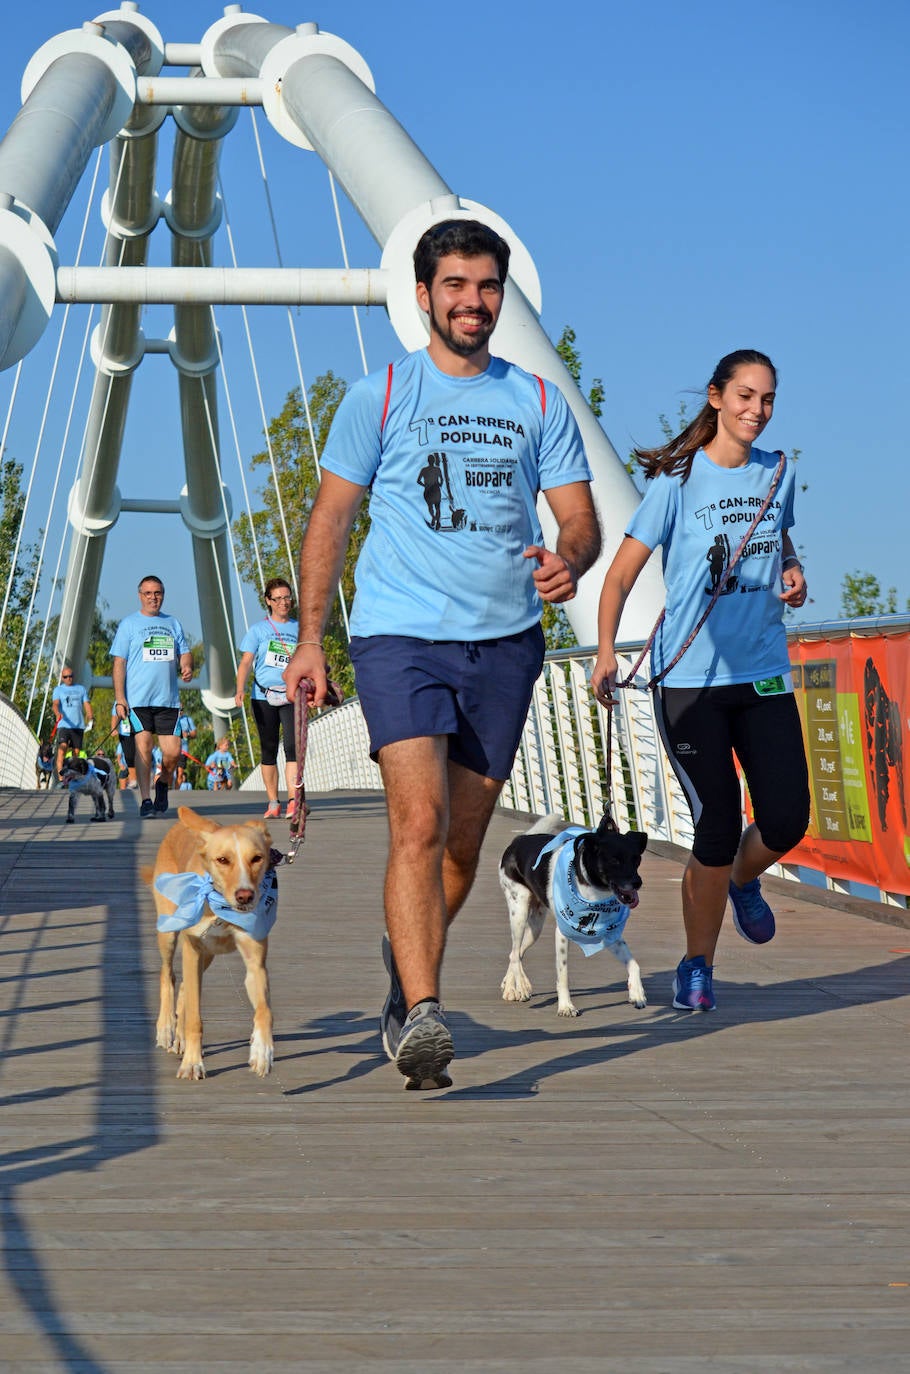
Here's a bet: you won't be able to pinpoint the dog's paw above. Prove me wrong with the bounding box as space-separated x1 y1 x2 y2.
176 1057 206 1081
66 816 74 824
627 961 647 1009
501 966 533 1002
249 1032 274 1077
155 1025 175 1052
557 1000 579 1018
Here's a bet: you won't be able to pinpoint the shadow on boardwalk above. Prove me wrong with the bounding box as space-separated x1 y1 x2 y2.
2 785 910 1371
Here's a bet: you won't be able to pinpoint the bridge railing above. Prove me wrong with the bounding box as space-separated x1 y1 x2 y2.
0 691 41 789
292 621 910 912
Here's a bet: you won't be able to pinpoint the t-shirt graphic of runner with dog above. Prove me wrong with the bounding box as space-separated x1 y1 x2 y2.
416 452 467 532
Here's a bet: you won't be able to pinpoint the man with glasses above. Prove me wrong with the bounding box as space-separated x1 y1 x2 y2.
52 665 93 778
110 576 193 819
284 219 601 1089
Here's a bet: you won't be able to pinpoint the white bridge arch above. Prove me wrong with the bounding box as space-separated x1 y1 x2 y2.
0 3 664 732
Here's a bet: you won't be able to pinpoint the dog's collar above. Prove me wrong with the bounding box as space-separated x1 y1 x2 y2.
533 827 630 957
154 869 278 940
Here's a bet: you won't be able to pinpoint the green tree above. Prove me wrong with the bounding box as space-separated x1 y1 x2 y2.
555 326 604 418
0 456 44 724
841 571 908 618
232 373 369 699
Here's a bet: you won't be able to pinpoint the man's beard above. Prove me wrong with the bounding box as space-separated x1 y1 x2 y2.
428 302 495 358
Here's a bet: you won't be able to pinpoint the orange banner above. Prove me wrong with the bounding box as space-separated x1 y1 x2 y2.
783 632 910 894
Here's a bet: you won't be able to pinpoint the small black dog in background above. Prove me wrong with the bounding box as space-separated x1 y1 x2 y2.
500 813 648 1016
60 755 116 824
36 740 55 789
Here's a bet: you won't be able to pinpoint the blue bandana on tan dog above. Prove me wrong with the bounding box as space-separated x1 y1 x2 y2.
154 868 278 941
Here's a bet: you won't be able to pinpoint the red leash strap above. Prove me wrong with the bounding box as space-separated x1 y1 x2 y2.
615 451 787 693
285 677 344 864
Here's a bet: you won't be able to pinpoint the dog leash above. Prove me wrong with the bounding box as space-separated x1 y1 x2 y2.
279 676 344 866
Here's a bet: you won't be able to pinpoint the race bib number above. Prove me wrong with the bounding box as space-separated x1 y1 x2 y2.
753 674 787 696
142 633 175 662
264 638 290 670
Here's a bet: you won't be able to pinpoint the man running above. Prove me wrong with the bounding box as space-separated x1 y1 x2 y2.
284 219 601 1089
110 576 193 818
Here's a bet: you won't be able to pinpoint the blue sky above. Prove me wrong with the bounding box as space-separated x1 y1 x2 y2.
0 0 907 648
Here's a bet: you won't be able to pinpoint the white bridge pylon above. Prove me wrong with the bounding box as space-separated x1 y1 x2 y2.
0 4 663 721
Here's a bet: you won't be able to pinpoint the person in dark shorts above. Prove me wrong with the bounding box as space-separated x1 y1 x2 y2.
591 349 810 1013
235 577 299 820
284 218 601 1089
110 576 193 819
52 666 93 778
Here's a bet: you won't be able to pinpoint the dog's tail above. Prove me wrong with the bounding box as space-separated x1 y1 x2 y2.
526 812 568 836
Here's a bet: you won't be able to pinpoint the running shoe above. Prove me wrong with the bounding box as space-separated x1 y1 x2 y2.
393 999 454 1090
139 798 155 819
380 934 407 1061
672 955 716 1012
264 800 281 820
284 799 296 820
153 779 169 814
728 877 776 945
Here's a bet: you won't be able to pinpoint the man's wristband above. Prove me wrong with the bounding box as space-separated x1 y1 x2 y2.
782 555 803 570
296 640 323 647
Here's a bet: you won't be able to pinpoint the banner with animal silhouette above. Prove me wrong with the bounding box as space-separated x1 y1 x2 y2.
742 633 910 895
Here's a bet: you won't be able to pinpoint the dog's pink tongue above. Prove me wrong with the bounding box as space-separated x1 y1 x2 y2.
624 891 640 910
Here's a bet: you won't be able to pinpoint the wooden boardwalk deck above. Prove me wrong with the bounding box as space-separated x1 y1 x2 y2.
1 784 910 1372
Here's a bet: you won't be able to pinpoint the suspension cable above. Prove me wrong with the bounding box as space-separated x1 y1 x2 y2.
243 110 354 637
215 183 297 594
327 169 369 377
34 144 131 729
9 146 106 700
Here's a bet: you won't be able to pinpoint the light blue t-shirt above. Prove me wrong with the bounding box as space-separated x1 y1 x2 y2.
627 447 796 687
239 619 299 700
321 351 592 640
174 713 195 741
53 682 89 729
110 611 190 709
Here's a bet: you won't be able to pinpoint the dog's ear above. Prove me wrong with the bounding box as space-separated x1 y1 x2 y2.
177 806 220 834
243 820 272 845
627 830 648 854
595 812 619 836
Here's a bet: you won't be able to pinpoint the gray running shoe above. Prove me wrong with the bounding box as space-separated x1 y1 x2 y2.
380 934 407 1061
394 999 454 1091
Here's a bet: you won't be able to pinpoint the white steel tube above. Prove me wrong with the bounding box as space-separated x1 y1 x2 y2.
137 76 263 105
56 265 388 305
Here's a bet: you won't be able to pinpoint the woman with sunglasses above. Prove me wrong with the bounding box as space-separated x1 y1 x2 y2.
235 577 300 820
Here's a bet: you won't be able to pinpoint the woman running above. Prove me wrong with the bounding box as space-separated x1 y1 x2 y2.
591 349 810 1012
235 577 300 820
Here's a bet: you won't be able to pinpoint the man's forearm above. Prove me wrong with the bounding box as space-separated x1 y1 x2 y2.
112 660 126 702
297 500 356 641
556 509 602 580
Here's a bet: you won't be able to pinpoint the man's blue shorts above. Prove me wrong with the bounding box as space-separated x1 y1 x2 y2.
350 626 545 781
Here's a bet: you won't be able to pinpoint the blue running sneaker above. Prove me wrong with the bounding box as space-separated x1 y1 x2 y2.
380 934 407 1061
672 955 715 1012
728 877 776 944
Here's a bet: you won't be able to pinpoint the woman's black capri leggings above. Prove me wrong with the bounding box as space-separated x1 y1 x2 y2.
655 683 810 867
251 697 296 767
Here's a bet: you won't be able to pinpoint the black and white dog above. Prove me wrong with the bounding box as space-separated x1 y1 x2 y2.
60 755 116 824
499 813 648 1016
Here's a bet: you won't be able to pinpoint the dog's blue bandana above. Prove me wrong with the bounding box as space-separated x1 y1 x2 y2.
532 827 630 957
154 869 278 940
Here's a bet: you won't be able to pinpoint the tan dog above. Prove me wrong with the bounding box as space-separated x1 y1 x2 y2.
148 806 276 1081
